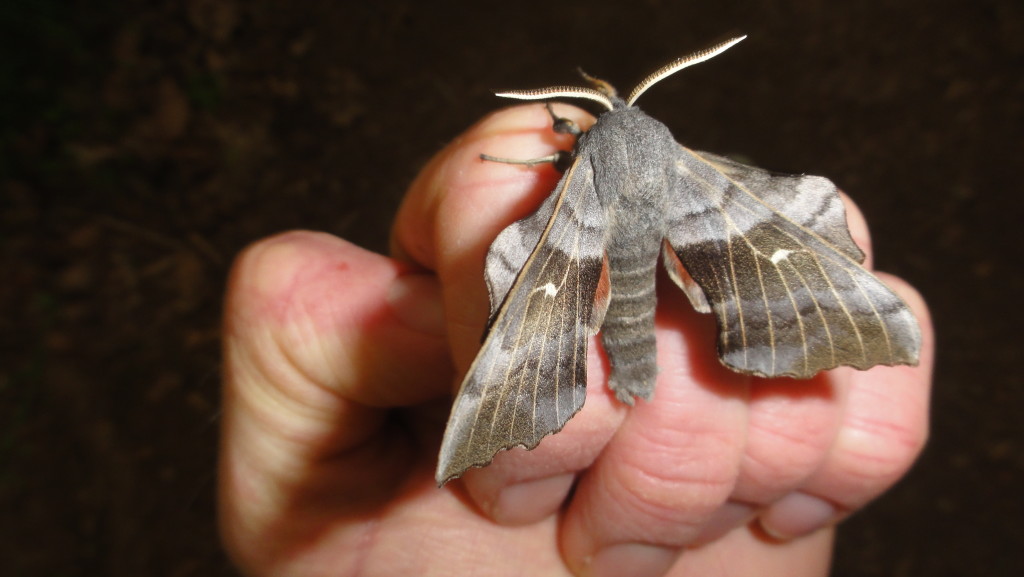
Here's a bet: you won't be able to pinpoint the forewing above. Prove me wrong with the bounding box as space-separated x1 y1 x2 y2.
693 150 865 261
664 147 920 378
437 157 605 485
484 184 553 325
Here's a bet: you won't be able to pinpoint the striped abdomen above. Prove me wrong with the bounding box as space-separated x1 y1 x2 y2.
601 236 662 402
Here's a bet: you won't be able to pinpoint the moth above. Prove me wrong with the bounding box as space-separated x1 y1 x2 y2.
436 36 921 485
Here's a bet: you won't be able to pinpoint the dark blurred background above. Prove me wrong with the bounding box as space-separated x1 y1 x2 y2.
2 0 1021 575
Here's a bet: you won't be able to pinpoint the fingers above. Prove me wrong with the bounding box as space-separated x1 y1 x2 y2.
719 274 932 543
392 103 594 368
757 274 933 539
736 186 932 536
667 524 834 577
390 103 934 577
392 104 627 521
556 193 933 573
559 286 754 576
219 231 452 570
454 344 628 525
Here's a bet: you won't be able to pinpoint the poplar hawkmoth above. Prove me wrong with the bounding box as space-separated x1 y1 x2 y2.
436 36 921 485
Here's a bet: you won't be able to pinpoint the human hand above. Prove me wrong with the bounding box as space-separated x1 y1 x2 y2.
219 104 934 577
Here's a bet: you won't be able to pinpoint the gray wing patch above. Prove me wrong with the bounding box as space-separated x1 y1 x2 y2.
484 162 605 327
437 158 606 485
678 150 865 261
664 147 920 378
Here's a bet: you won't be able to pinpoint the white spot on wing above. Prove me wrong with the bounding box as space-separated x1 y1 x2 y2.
770 249 793 264
535 282 559 298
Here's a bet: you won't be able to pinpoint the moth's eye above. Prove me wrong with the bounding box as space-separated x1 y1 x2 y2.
553 151 575 173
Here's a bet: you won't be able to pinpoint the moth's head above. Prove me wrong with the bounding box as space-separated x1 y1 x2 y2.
493 35 745 112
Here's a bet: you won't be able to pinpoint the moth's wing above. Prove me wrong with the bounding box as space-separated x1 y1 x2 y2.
484 201 540 326
693 151 866 261
663 147 921 378
437 157 606 485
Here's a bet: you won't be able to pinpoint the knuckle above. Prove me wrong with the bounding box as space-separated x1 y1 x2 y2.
743 416 834 489
835 412 928 485
612 428 739 527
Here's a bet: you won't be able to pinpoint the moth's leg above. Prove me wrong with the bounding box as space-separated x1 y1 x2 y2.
478 103 580 172
479 151 570 167
545 102 582 137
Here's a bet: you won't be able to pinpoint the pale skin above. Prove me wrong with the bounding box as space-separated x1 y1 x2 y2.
219 104 935 577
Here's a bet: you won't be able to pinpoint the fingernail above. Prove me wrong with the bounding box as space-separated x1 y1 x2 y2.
760 492 837 540
489 473 575 525
693 502 756 545
387 273 446 336
584 543 679 577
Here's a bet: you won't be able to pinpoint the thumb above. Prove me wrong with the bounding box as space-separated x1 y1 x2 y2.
219 231 452 571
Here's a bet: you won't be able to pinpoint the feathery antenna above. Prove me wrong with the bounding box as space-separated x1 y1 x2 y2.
493 35 746 111
495 86 614 111
626 36 746 106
